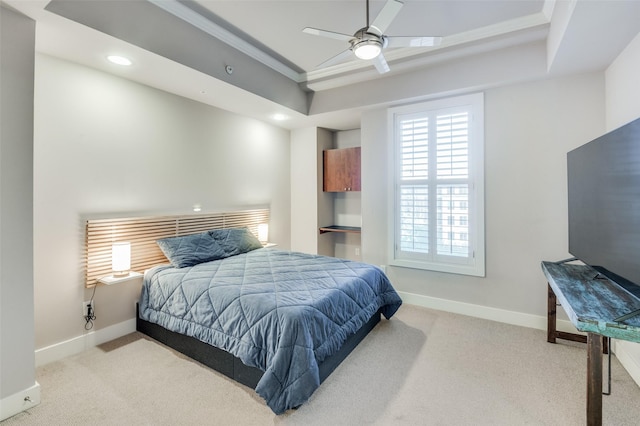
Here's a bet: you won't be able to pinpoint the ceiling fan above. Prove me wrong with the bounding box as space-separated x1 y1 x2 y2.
303 0 442 74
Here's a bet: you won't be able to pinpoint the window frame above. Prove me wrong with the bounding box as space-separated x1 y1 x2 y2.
387 93 485 277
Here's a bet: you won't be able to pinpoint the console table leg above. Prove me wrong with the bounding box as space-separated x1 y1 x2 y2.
547 284 557 343
586 332 603 426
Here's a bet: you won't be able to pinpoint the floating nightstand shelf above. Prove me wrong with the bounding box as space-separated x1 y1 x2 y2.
98 271 143 285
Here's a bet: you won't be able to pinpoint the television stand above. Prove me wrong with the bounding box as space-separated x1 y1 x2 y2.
542 261 640 426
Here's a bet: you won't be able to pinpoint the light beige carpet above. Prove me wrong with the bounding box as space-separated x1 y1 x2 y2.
4 305 640 425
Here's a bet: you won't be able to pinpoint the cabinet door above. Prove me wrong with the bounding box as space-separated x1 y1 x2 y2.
323 147 361 192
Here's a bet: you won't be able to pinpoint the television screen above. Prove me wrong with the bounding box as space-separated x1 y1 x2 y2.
567 117 640 299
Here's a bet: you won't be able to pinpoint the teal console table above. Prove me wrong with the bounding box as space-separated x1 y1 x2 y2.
542 261 640 426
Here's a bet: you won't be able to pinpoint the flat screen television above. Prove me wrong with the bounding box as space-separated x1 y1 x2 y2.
567 117 640 317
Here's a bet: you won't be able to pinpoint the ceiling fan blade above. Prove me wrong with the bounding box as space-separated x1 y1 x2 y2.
385 36 443 48
369 0 404 36
372 53 390 74
303 27 354 42
317 48 354 68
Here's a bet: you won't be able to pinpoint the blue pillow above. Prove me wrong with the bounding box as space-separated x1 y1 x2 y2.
208 227 263 257
156 232 226 268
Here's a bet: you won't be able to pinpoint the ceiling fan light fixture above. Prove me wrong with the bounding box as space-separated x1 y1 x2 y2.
353 39 382 60
304 0 438 73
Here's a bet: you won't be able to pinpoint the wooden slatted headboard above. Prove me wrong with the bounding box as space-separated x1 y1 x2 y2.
84 208 269 287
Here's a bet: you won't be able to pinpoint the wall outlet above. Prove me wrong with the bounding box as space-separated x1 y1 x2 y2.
83 300 94 317
355 247 360 256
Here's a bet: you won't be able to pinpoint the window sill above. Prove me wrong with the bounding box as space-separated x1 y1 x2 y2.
388 259 485 277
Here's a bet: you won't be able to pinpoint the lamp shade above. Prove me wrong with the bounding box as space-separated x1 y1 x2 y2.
112 242 131 276
257 223 269 244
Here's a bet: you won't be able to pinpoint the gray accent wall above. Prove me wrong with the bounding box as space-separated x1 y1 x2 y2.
0 3 37 404
44 0 309 114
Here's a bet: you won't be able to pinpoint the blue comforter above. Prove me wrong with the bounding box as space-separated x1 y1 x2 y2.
139 248 402 414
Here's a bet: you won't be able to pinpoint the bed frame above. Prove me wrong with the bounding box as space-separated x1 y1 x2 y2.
85 209 381 394
136 304 381 389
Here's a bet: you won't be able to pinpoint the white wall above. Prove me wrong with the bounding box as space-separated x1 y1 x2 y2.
33 54 291 351
290 128 320 254
605 30 640 387
0 5 40 420
362 72 606 319
606 32 640 129
290 127 334 255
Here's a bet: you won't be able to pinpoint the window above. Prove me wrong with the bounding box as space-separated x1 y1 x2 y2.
388 93 485 276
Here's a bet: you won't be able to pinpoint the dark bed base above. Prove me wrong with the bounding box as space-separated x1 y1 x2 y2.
136 304 381 389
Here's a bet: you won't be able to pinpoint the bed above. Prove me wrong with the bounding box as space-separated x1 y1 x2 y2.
135 227 402 414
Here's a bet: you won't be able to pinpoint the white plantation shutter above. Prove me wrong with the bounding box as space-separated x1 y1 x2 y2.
399 116 430 254
399 185 428 253
436 112 469 258
436 113 469 179
390 93 485 276
401 117 429 179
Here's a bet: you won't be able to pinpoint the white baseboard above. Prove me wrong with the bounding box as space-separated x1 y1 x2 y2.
35 319 136 367
398 290 579 334
0 382 40 421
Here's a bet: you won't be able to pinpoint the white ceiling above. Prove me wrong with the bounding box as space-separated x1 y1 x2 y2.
4 0 640 130
147 0 552 89
190 0 546 72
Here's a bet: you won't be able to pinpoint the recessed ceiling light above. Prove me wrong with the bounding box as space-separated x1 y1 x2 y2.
272 113 289 121
107 55 132 66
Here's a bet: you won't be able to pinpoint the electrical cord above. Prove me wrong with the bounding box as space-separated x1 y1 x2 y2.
84 284 97 330
84 305 96 330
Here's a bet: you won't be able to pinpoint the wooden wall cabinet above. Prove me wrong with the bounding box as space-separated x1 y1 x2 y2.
323 147 361 192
